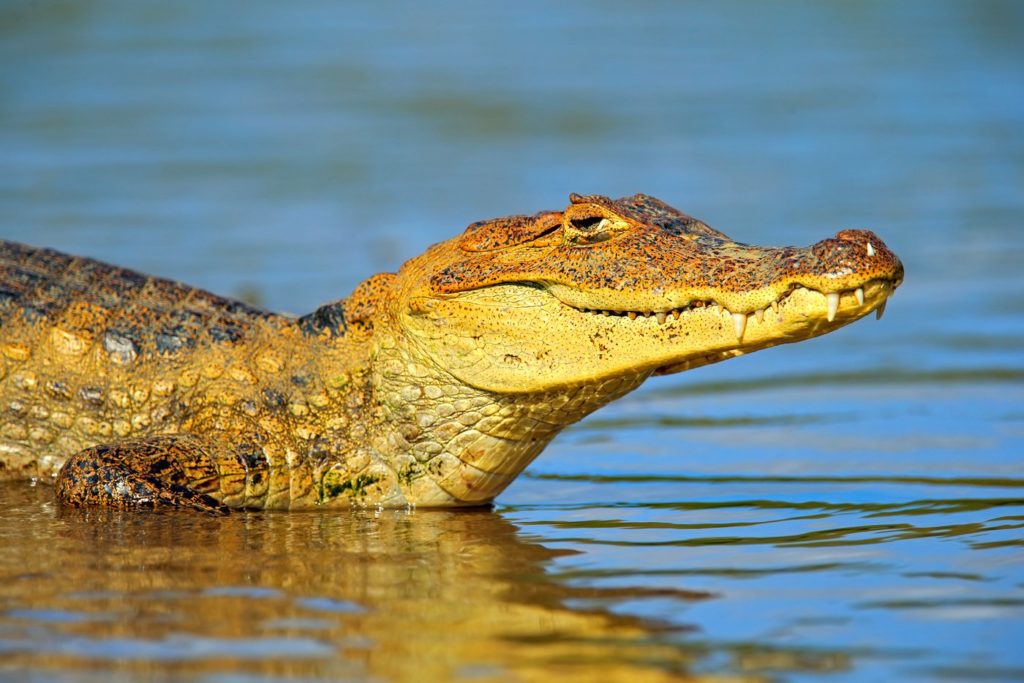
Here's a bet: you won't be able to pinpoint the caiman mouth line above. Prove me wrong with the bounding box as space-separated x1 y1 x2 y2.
565 278 899 339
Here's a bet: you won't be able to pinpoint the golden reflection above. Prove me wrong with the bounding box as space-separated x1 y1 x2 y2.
0 484 734 682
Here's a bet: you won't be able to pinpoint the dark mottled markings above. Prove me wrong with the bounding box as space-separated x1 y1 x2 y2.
0 243 36 265
290 374 309 386
297 302 347 338
155 332 190 354
236 442 267 485
168 399 188 418
221 299 272 319
25 247 73 272
261 388 285 408
38 280 69 299
167 309 204 328
309 437 334 465
237 442 265 464
0 240 287 356
19 304 52 323
105 266 148 292
152 309 205 354
0 264 44 290
208 323 244 343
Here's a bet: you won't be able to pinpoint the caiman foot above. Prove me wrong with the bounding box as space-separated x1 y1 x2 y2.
55 435 230 515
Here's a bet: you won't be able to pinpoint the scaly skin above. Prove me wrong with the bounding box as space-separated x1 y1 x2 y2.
0 194 903 512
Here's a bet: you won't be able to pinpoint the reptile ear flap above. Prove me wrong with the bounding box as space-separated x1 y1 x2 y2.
459 212 562 252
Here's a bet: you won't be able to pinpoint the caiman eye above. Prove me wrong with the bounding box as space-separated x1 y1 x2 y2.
566 215 623 245
570 216 607 231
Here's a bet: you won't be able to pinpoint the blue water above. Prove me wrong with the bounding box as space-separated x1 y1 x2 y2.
1 1 1022 680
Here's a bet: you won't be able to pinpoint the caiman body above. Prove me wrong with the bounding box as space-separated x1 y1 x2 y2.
0 194 903 512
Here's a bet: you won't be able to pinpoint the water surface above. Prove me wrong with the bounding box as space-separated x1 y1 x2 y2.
1 1 1022 680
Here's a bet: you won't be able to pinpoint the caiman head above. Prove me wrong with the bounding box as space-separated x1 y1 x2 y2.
384 193 903 395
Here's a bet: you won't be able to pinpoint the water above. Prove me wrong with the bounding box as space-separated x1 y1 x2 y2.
1 0 1022 680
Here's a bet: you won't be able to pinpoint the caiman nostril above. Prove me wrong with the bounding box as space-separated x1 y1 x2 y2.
836 229 868 241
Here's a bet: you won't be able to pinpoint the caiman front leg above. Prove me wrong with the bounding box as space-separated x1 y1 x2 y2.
54 434 262 514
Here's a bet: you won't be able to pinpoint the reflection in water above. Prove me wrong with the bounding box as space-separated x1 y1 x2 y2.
1 484 719 682
9 473 1014 681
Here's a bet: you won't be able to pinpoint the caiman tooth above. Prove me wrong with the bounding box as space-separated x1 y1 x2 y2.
731 312 747 340
875 299 887 320
826 292 840 322
671 309 681 320
855 287 865 306
656 311 667 325
770 300 779 315
627 311 637 320
602 310 612 316
754 308 764 323
867 242 876 257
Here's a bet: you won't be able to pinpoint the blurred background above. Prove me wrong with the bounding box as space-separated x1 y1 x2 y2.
1 1 1022 681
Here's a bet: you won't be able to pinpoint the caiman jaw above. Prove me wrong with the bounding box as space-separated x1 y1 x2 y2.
573 279 895 332
534 279 899 380
537 226 903 376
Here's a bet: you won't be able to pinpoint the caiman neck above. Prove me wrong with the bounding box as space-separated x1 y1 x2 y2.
368 329 648 506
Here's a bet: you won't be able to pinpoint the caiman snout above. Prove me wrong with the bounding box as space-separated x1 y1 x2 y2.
809 229 904 289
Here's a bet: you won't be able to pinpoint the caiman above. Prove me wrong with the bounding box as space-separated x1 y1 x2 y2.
0 194 903 513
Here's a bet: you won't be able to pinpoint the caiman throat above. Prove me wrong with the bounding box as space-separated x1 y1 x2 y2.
0 193 903 512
